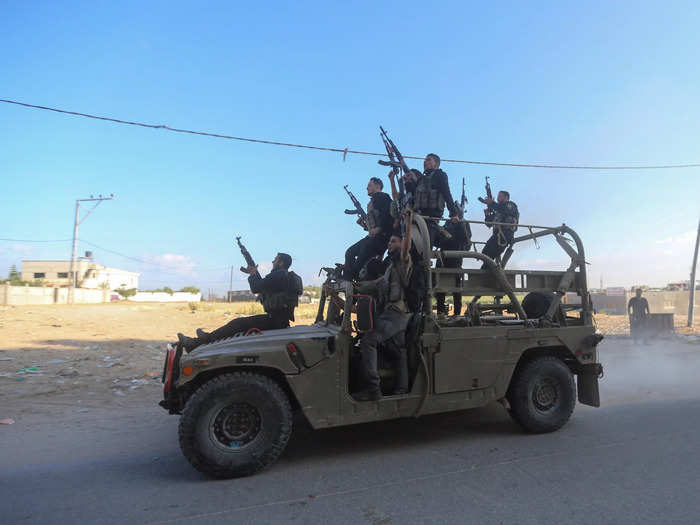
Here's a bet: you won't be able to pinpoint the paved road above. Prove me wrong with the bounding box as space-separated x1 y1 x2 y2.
2 339 700 525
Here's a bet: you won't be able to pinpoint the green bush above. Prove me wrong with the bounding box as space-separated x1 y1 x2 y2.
143 287 174 295
180 286 200 294
116 288 137 298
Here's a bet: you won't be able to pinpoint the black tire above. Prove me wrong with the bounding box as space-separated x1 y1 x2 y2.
506 356 575 433
178 372 292 478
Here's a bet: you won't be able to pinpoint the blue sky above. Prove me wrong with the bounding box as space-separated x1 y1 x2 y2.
2 1 699 292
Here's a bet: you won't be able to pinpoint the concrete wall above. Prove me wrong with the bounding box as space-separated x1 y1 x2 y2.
0 284 108 305
591 290 699 315
128 292 201 302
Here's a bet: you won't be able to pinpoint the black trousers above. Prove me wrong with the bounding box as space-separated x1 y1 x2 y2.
205 313 289 343
435 231 470 316
435 256 463 315
482 228 514 262
345 235 388 279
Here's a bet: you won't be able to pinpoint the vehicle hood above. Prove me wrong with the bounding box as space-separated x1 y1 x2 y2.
188 322 340 359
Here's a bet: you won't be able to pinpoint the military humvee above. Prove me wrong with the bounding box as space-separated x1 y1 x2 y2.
160 215 603 478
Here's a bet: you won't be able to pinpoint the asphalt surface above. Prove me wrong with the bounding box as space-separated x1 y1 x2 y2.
2 338 700 525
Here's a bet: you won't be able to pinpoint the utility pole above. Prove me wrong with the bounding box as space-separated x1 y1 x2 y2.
68 194 114 304
229 266 234 302
688 217 700 327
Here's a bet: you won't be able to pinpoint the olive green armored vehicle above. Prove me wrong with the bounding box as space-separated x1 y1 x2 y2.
160 215 603 478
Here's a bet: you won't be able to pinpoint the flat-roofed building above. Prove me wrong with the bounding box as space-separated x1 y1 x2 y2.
21 258 139 290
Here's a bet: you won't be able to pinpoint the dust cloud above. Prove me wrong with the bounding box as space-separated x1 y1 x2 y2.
597 338 700 406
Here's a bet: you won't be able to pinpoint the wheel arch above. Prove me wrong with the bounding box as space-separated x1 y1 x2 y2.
507 346 577 393
181 366 301 412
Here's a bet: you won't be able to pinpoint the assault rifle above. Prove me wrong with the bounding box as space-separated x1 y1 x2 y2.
378 126 410 175
458 177 467 218
318 263 344 281
478 176 495 224
378 126 410 235
235 236 256 274
343 185 368 230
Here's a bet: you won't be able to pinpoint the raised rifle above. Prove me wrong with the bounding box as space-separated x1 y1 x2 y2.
343 185 368 230
378 126 410 175
478 176 495 224
458 177 467 219
378 126 410 235
235 236 256 274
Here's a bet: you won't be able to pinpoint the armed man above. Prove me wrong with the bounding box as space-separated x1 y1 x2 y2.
353 233 412 401
177 252 303 352
405 153 460 248
344 177 394 280
436 191 472 316
482 190 519 264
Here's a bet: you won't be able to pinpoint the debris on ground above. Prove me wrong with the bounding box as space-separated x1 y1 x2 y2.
0 418 15 425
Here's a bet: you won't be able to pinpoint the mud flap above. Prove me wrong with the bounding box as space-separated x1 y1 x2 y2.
577 363 602 407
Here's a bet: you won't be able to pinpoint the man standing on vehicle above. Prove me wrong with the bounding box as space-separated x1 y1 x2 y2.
482 190 519 265
435 199 472 316
628 288 650 344
177 252 302 352
354 234 412 401
344 177 394 280
405 153 459 248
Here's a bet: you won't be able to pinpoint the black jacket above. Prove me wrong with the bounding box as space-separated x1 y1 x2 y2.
405 169 458 217
248 268 288 295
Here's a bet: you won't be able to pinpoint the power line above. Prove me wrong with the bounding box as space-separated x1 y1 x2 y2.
3 98 700 170
79 239 229 272
0 237 71 243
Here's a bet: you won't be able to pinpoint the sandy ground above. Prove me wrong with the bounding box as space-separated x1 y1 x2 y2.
0 301 320 412
0 301 697 415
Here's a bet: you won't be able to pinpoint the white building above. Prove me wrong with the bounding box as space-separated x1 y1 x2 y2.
21 256 139 290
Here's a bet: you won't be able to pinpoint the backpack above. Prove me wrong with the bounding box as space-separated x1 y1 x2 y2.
287 271 304 309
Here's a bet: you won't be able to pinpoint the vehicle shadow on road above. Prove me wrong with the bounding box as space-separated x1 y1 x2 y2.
282 402 521 465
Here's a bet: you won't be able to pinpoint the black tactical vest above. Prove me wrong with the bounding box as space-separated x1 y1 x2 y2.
261 271 304 321
366 192 385 230
414 171 445 214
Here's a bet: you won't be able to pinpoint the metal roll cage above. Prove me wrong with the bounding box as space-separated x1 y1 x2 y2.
414 215 591 325
316 214 591 330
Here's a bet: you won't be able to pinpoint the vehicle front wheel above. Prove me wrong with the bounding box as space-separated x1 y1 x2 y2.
506 356 575 433
178 372 292 478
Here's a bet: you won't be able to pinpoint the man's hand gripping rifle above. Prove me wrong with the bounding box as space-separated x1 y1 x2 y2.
343 185 369 230
235 236 257 274
378 126 410 235
477 176 495 225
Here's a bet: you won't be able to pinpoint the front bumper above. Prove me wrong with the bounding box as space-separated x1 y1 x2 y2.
159 342 184 414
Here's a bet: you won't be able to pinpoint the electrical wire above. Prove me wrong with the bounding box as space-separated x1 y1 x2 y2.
3 98 700 170
0 237 71 243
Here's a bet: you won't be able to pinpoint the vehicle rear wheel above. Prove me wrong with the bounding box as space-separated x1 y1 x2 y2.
178 372 292 478
506 356 575 433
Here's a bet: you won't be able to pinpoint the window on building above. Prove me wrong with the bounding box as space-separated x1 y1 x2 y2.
57 272 69 278
34 273 45 279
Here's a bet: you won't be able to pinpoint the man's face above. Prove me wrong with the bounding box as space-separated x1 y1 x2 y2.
424 156 438 171
388 236 401 254
497 191 508 204
272 255 282 269
367 180 379 195
636 289 642 297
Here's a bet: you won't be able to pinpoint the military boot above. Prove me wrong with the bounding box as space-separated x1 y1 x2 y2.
353 387 381 402
196 328 210 341
177 333 200 353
